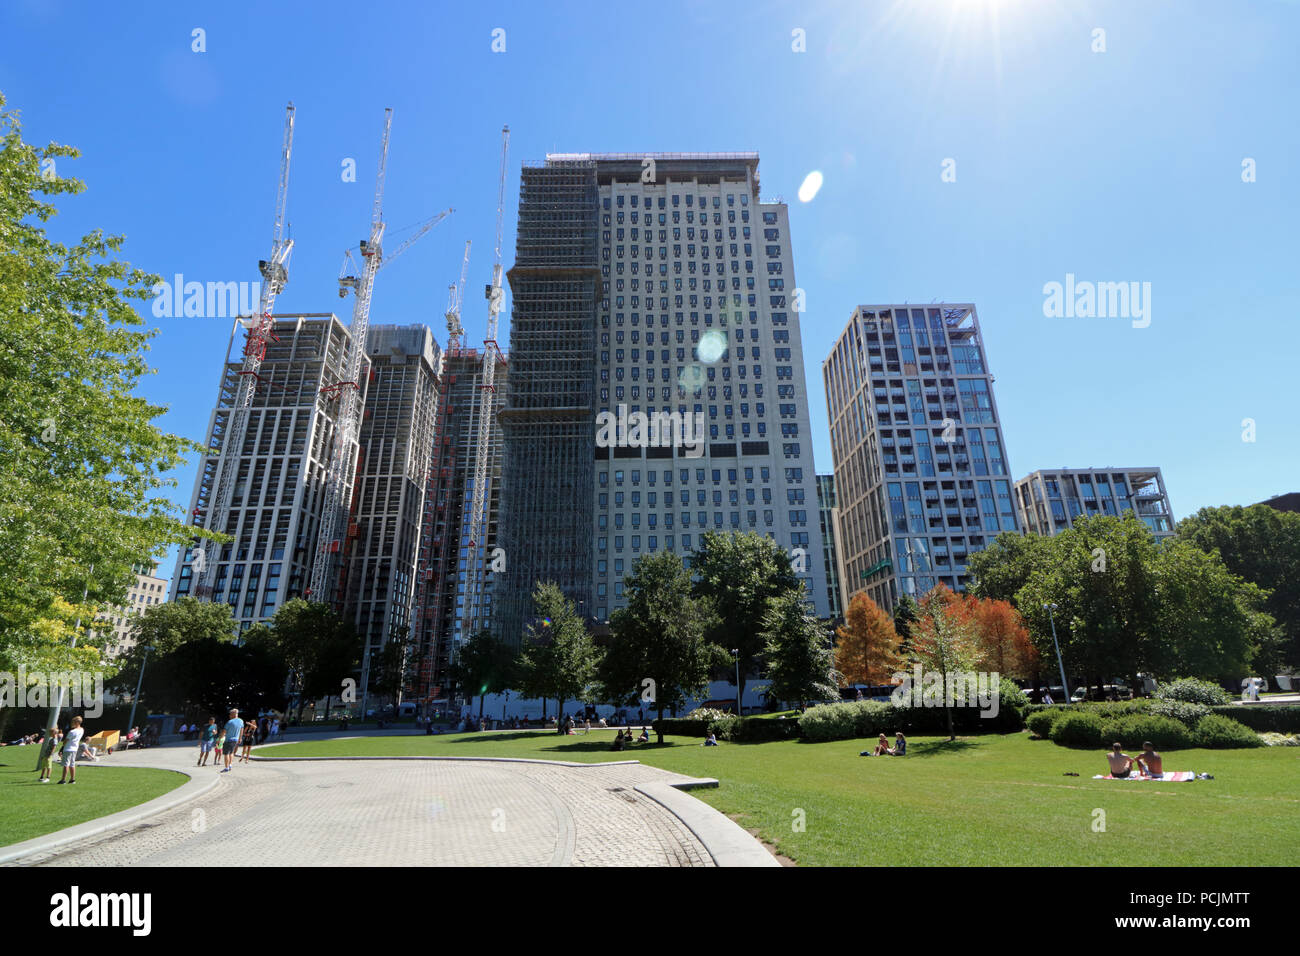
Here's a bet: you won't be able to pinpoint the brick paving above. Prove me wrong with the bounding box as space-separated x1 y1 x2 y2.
9 742 717 867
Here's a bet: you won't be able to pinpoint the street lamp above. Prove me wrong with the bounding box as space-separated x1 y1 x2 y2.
126 645 156 735
731 648 741 715
1043 604 1070 706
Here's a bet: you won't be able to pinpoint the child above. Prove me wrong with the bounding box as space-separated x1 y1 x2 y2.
38 728 62 782
214 730 226 769
58 716 84 784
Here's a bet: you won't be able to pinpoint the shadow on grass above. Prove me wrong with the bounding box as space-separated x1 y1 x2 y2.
905 739 982 758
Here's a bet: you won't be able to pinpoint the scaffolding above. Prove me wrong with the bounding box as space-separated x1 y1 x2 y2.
494 160 600 643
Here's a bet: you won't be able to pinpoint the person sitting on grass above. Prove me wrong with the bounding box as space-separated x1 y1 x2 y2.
1106 742 1137 778
1135 741 1163 777
611 730 626 752
893 732 906 756
703 732 719 747
638 726 650 743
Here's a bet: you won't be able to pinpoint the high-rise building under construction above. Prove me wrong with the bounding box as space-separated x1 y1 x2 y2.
496 152 828 640
170 315 441 677
411 346 506 702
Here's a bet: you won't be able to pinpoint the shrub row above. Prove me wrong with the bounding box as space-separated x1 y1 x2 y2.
650 715 800 742
1155 677 1232 706
1045 709 1262 749
1209 705 1300 734
799 679 1027 742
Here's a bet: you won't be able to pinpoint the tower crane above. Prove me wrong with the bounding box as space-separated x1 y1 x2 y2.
445 241 471 351
458 126 510 649
194 103 295 595
307 107 450 603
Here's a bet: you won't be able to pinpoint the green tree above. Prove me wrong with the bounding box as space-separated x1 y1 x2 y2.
452 630 515 721
370 638 408 716
761 589 839 709
107 598 237 700
261 599 358 722
1176 504 1300 669
1149 538 1272 680
691 530 799 707
514 582 600 727
0 94 212 655
601 552 720 743
966 531 1053 606
891 593 920 654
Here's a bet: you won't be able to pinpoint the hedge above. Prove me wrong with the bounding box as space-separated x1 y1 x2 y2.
1099 714 1193 751
1025 709 1059 739
651 715 800 742
798 680 1027 742
1193 714 1263 749
1155 677 1232 706
1048 711 1103 748
1209 705 1300 734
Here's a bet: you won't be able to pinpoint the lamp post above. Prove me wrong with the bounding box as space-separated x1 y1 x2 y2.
731 648 741 715
1043 604 1070 705
126 645 155 736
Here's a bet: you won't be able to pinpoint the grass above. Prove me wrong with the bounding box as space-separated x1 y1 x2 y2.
268 729 1300 866
0 755 187 847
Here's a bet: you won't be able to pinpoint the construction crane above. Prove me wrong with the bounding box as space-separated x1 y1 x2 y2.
445 240 471 350
307 107 450 603
194 103 296 594
458 126 510 650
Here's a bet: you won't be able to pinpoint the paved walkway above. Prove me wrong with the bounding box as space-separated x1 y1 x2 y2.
5 740 773 867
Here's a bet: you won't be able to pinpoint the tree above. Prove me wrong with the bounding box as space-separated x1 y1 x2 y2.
261 599 358 722
601 552 721 743
891 593 920 655
691 530 799 708
1148 539 1271 680
514 582 600 727
911 585 982 740
107 598 237 699
0 94 211 652
835 592 904 686
966 531 1052 606
954 594 1036 679
452 630 515 721
761 590 839 709
370 639 408 716
1176 504 1300 669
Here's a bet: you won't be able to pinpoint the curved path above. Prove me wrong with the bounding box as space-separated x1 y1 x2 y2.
6 738 773 867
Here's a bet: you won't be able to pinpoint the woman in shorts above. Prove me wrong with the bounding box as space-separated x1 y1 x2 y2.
239 718 257 762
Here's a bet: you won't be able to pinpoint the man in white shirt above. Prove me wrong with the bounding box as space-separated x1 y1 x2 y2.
58 716 84 784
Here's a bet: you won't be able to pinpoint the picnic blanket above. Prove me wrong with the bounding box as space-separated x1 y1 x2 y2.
1093 771 1196 782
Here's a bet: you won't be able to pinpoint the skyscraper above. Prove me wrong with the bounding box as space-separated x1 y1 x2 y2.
171 313 367 625
412 346 507 701
816 473 846 620
496 152 828 637
823 303 1019 612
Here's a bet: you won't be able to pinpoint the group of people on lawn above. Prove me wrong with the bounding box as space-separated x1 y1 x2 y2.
1106 741 1163 778
862 733 907 757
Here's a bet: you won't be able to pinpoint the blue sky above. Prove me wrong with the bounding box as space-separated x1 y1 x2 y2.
3 0 1297 581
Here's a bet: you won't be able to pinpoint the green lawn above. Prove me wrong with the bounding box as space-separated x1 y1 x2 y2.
0 756 187 847
268 730 1300 866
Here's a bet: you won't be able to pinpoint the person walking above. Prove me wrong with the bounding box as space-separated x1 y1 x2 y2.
271 717 281 741
198 717 218 767
57 716 84 784
221 709 244 772
239 719 257 763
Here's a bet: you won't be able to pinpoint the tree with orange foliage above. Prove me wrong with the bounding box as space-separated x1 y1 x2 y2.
911 584 982 740
951 594 1036 679
835 592 904 686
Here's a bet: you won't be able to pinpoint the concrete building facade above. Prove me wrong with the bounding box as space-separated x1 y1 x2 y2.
816 473 846 621
92 563 168 658
497 152 828 638
823 303 1019 612
1015 467 1175 540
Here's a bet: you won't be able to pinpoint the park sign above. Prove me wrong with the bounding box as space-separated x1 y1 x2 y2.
861 558 893 580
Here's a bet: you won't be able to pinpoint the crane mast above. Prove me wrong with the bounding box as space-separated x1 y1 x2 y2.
196 103 295 593
459 126 510 647
446 240 471 351
307 108 393 603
